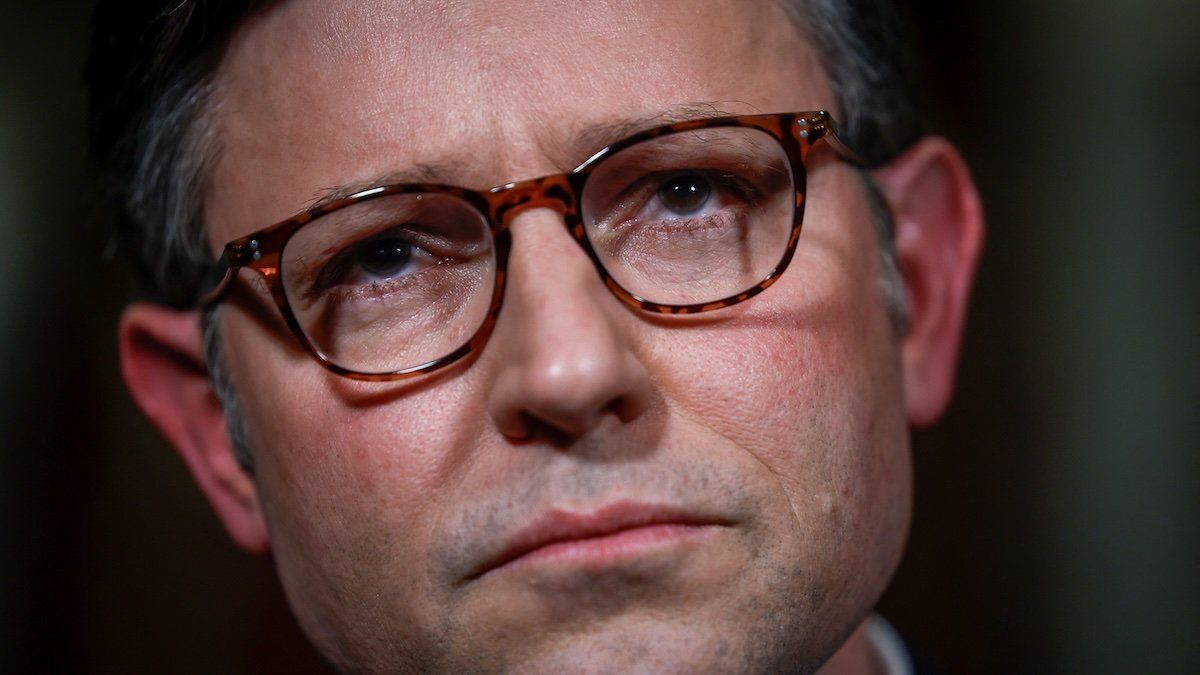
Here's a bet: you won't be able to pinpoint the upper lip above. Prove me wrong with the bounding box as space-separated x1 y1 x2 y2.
466 500 732 581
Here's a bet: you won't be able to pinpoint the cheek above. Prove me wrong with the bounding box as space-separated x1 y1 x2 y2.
649 234 897 456
239 371 477 548
217 309 488 654
642 195 911 576
651 294 896 498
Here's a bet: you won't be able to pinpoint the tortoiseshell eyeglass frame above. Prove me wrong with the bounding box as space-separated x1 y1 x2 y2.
197 110 862 381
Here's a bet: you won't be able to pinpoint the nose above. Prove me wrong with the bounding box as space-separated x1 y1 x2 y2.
486 209 652 445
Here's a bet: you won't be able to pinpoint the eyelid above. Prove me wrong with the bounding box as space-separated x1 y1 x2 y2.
298 228 434 299
593 169 762 233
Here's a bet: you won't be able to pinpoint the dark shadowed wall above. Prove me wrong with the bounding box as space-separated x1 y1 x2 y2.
2 0 1197 672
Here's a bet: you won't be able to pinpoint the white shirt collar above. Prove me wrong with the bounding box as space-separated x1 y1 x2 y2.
864 614 915 675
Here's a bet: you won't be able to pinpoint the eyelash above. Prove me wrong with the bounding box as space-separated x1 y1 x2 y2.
610 170 760 228
320 265 435 304
299 234 439 301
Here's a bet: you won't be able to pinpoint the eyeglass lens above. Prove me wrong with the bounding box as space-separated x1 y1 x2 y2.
280 125 796 375
581 126 794 305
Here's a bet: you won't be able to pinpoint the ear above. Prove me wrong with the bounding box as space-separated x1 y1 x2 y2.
874 137 985 427
118 303 270 553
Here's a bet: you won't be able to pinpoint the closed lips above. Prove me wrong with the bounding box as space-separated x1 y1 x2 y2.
468 501 733 580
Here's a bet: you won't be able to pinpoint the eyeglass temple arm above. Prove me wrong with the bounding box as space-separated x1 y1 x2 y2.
194 244 248 308
824 130 865 167
815 113 866 168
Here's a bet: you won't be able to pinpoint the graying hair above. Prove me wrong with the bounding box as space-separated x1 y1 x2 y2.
781 0 919 334
121 72 221 308
98 0 919 471
782 0 921 164
202 303 255 468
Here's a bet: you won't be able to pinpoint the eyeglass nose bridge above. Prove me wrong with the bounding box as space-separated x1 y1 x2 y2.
480 170 634 317
487 173 581 232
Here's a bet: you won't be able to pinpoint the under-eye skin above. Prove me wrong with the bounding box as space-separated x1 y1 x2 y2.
306 256 486 345
323 259 445 305
604 208 755 274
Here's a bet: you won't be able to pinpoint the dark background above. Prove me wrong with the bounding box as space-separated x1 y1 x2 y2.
2 1 1197 672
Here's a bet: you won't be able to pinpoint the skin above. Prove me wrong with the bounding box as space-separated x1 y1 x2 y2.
119 0 984 672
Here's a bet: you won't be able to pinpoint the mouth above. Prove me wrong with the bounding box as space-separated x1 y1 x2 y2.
466 500 733 581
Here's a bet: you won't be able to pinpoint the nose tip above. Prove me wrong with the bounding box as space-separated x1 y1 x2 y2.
490 342 651 443
485 209 652 446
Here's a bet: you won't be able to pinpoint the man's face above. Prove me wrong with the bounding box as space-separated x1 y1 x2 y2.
206 0 911 671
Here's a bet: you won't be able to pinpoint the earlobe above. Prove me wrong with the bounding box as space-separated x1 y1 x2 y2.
874 137 985 427
118 303 270 553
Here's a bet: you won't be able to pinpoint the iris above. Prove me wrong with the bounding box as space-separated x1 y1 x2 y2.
357 237 413 279
658 174 711 215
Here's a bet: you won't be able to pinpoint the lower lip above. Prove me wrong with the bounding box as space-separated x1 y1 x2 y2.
500 523 719 574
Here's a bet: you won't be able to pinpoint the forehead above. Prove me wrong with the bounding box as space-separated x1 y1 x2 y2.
208 0 832 243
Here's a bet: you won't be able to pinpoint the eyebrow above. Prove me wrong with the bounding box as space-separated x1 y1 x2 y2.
559 101 746 166
303 101 750 212
303 162 462 211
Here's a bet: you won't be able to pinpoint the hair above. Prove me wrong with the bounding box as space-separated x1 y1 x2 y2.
89 0 919 470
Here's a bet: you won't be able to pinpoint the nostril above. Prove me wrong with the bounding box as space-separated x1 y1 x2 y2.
604 394 631 423
514 412 579 449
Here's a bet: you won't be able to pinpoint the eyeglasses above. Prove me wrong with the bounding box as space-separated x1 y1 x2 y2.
199 110 860 381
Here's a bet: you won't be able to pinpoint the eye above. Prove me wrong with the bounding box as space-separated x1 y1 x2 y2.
657 173 712 215
356 236 414 279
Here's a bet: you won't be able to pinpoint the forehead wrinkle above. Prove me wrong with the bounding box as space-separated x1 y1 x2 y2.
545 101 762 170
303 162 469 211
299 100 768 215
295 98 763 213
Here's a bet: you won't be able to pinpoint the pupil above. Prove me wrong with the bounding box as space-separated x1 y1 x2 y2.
659 174 711 214
357 237 412 278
